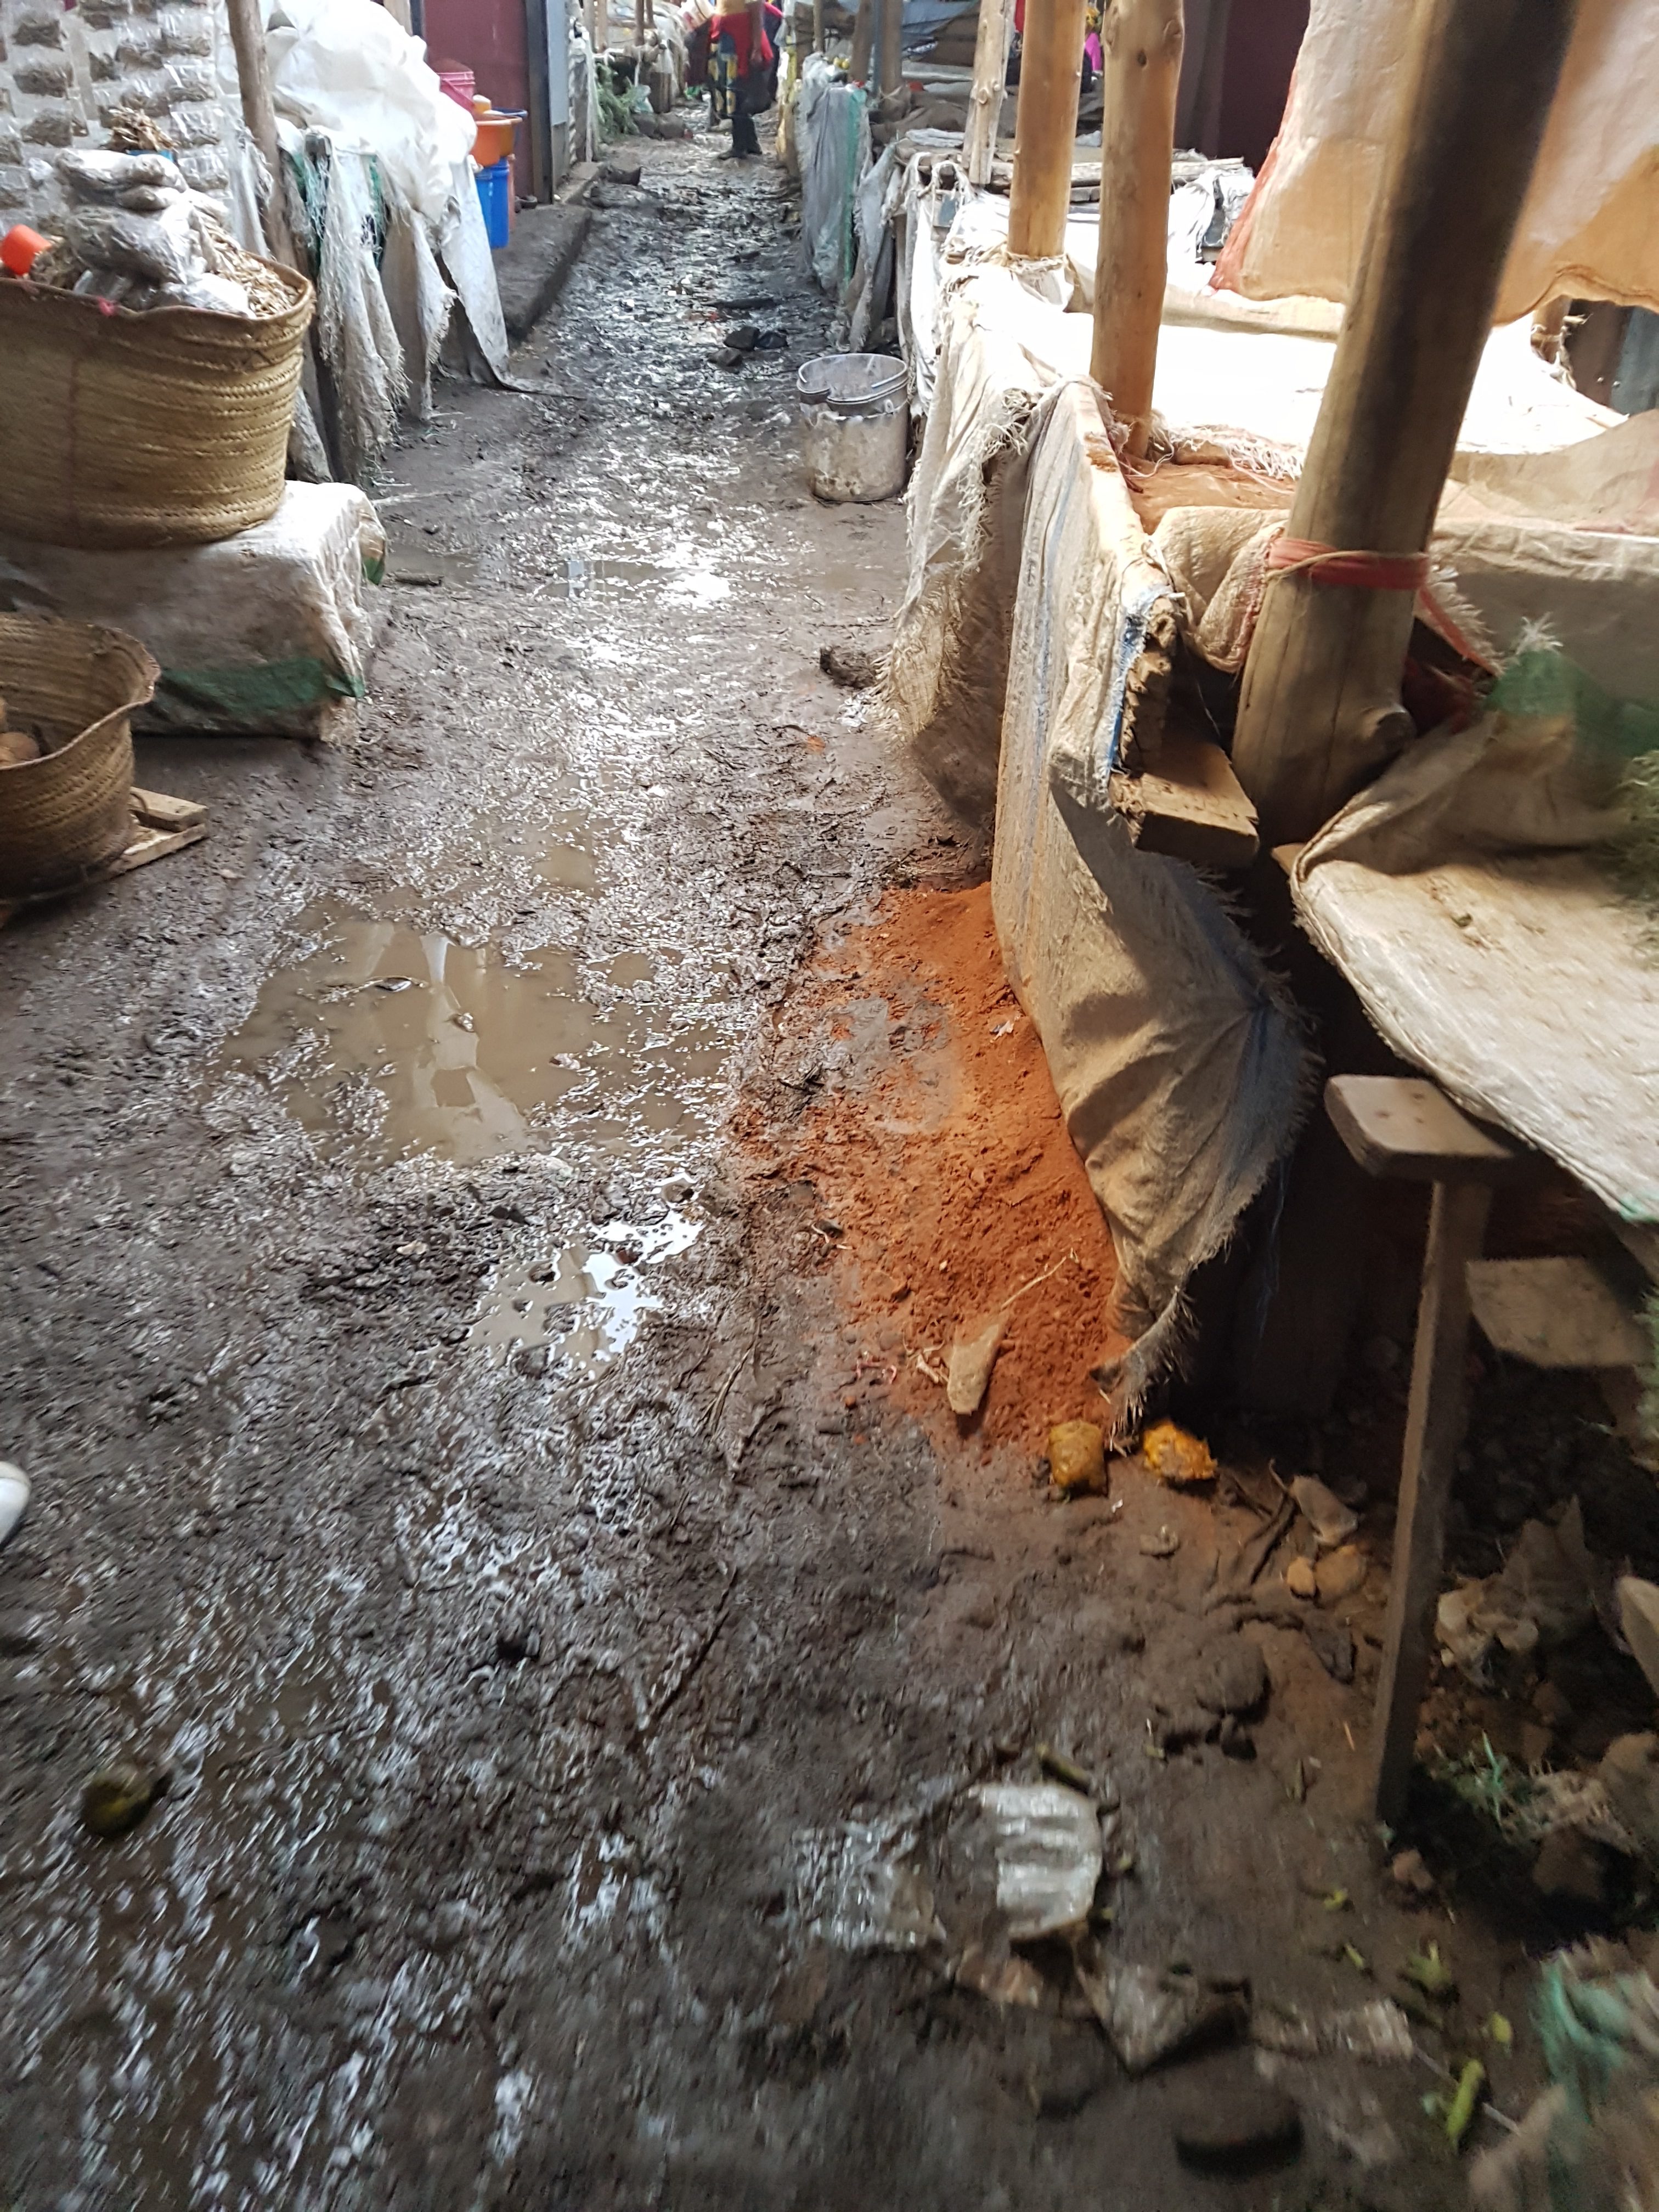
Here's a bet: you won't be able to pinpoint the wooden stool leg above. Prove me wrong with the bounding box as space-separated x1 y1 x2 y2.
1369 1178 1492 1826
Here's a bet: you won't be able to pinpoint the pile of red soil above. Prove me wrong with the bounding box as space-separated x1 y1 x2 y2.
768 883 1125 1457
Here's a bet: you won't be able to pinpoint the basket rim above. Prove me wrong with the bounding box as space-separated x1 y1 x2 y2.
0 612 160 766
2 259 314 334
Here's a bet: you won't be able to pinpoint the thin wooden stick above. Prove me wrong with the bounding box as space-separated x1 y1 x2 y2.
963 0 1016 188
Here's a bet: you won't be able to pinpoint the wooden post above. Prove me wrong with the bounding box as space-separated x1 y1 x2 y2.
1229 0 1579 848
813 0 825 53
1006 0 1087 259
1088 0 1182 455
225 0 300 270
878 0 903 97
963 0 1015 188
637 0 648 42
1323 1077 1529 1828
850 0 875 80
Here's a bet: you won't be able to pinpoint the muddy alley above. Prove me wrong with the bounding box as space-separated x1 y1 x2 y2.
0 145 1594 2212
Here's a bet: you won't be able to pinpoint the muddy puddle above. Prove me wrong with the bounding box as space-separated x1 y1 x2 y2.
470 1210 703 1369
546 548 731 605
219 901 726 1167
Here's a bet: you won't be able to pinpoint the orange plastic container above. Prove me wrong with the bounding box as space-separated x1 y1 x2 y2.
1 225 50 277
470 95 524 170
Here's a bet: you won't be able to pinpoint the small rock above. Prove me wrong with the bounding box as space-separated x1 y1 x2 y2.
82 1761 167 1839
1598 1734 1659 1869
1024 2033 1109 2117
600 157 643 186
1291 1476 1359 1551
1197 1638 1268 1718
1302 1613 1356 1684
819 644 881 689
1048 1420 1108 1497
1391 1848 1437 1898
1140 1419 1215 1487
712 345 745 370
1139 1525 1180 1559
1316 1544 1367 1605
725 322 760 351
947 1313 1005 1417
1532 1828 1608 1907
754 327 789 350
1284 1556 1318 1602
1171 2084 1302 2172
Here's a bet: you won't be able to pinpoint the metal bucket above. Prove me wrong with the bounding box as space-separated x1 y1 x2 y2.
796 352 910 503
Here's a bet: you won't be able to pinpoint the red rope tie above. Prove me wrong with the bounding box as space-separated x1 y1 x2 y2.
1263 534 1431 593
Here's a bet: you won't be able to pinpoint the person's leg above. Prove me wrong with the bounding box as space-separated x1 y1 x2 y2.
731 73 761 155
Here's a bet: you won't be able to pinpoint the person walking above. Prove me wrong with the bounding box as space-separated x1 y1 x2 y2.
712 0 774 157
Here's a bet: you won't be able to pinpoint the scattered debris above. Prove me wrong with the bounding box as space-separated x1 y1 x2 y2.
725 322 761 351
81 1760 167 1839
955 1944 1048 2008
794 1815 946 1953
1036 1743 1114 1804
1139 1524 1180 1559
1171 2084 1302 2174
1291 1475 1359 1551
819 644 882 689
1302 1611 1357 1683
1075 1953 1249 2074
1255 2052 1403 2168
973 1782 1102 1939
1210 1493 1296 1604
1316 1544 1368 1604
1252 1997 1415 2062
1532 1826 1610 1906
1437 1501 1597 1680
1141 1420 1216 1487
600 157 644 187
946 1313 1005 1416
1486 2012 1514 2049
1048 1419 1108 1497
0 1460 28 1550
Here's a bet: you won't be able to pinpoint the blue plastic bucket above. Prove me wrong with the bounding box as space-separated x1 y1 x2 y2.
476 159 511 250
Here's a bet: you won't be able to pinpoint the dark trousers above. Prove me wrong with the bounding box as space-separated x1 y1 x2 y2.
731 71 762 155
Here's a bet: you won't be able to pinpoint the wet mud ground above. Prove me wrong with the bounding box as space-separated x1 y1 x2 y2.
0 143 1578 2208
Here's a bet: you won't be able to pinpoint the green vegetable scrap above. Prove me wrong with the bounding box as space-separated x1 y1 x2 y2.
1445 2058 1486 2151
1404 1942 1458 2001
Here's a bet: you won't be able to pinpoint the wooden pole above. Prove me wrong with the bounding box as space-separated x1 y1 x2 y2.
225 0 300 270
1006 0 1087 258
1088 0 1182 454
1370 1180 1492 1825
878 0 903 97
813 0 824 53
850 0 875 80
963 0 1015 188
1229 0 1579 848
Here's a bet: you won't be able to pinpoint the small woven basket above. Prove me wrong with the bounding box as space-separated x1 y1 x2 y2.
0 263 314 550
0 613 159 899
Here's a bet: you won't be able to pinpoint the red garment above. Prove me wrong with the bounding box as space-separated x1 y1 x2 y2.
713 4 772 74
1014 0 1025 31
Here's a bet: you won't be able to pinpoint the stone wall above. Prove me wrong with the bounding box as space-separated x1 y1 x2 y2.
0 0 242 223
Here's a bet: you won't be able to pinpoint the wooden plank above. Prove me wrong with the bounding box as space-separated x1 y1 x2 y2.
1371 1178 1493 1825
1089 0 1184 457
1325 1075 1527 1185
1228 0 1578 845
1110 727 1258 870
1467 1256 1649 1370
131 788 206 832
106 821 206 878
1006 0 1089 259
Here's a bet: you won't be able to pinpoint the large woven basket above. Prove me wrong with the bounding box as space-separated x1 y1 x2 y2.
0 263 314 550
0 613 159 899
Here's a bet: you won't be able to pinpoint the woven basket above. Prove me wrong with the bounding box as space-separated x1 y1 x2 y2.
0 263 314 550
0 613 159 899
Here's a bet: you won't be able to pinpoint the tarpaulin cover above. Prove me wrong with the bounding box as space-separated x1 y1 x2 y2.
1293 669 1659 1228
1217 0 1659 322
798 58 871 296
0 485 385 742
990 383 1311 1408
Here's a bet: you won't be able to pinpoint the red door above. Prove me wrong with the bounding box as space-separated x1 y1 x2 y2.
423 0 534 200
